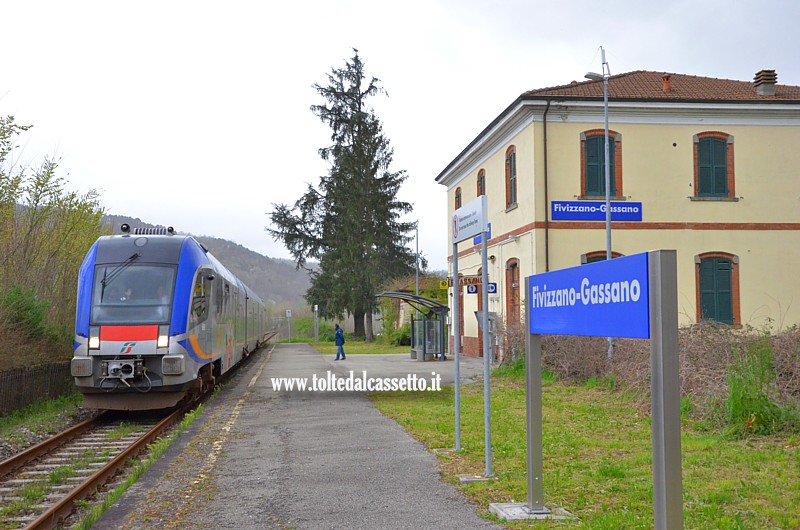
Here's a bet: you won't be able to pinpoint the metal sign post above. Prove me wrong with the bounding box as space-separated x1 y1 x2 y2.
514 250 682 528
451 196 488 453
452 243 461 451
648 251 683 528
524 303 547 513
480 228 492 477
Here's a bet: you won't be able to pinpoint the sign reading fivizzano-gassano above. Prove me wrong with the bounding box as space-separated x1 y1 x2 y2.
529 252 651 338
452 195 488 244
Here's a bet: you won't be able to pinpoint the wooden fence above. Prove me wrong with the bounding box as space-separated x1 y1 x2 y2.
0 361 73 417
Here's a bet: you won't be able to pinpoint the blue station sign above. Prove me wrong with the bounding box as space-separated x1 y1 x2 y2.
473 223 491 245
528 252 650 338
551 201 643 221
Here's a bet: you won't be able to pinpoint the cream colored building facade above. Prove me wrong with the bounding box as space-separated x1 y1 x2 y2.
436 70 800 357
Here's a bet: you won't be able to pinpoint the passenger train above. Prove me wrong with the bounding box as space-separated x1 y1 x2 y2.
71 225 268 410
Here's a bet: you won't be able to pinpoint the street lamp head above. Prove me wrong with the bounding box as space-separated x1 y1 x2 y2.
585 72 604 81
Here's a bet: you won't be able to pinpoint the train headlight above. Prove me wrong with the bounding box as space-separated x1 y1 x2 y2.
157 325 170 349
88 326 100 350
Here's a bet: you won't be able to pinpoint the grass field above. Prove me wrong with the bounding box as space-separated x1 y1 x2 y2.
370 361 800 529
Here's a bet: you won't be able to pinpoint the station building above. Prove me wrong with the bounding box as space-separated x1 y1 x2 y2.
436 69 800 357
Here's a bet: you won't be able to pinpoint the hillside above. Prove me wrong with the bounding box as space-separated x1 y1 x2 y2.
102 215 312 308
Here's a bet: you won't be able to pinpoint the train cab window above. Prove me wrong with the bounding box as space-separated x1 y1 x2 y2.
191 269 212 324
91 264 176 325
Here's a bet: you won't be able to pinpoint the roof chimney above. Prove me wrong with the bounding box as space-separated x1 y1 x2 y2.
753 69 777 96
662 74 671 93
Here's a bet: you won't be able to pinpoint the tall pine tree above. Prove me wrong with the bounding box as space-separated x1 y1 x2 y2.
267 50 418 340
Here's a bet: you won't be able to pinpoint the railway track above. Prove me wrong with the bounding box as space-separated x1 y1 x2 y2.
0 342 274 529
0 408 183 529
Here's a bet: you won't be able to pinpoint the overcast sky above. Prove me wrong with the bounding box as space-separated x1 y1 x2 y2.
3 0 798 271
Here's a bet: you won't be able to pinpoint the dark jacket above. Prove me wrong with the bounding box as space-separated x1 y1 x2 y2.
335 327 345 346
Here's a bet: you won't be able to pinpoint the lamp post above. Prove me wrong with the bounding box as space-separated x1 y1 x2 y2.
585 46 614 359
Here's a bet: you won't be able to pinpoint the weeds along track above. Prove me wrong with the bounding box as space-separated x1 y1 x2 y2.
0 408 182 529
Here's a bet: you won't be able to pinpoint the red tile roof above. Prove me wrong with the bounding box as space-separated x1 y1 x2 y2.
522 70 800 103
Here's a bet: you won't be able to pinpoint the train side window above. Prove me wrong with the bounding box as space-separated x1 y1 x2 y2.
214 276 223 318
224 282 230 316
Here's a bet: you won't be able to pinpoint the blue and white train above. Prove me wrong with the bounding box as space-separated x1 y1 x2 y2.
71 225 268 410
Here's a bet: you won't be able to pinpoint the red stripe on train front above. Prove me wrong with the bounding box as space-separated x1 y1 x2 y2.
100 325 158 341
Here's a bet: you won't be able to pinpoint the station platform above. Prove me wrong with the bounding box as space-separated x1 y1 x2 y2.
94 343 499 529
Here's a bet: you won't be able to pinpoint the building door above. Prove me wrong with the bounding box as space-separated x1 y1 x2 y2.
699 257 733 324
506 259 520 325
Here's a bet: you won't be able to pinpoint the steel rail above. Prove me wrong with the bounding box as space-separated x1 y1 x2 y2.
0 413 106 480
26 407 182 530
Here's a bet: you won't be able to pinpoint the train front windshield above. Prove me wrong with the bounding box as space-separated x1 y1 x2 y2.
91 264 177 325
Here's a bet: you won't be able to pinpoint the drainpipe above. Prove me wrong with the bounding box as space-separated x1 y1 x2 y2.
543 100 551 272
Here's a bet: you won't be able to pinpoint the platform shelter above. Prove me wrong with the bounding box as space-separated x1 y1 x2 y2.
376 292 449 361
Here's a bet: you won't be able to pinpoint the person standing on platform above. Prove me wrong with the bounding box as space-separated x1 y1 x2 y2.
334 323 346 360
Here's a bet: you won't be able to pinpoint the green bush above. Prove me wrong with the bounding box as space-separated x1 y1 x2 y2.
290 317 314 339
285 317 338 342
1 286 53 340
493 356 526 377
393 322 411 346
318 321 336 342
726 338 784 436
378 298 400 344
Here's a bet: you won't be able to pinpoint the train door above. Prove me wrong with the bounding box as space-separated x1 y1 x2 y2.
244 294 249 352
233 286 242 354
222 281 234 371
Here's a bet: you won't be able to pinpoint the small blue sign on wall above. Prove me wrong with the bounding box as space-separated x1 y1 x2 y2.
528 252 650 338
467 283 497 294
473 223 491 245
551 201 643 221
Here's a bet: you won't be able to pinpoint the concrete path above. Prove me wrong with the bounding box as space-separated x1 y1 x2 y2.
95 344 499 529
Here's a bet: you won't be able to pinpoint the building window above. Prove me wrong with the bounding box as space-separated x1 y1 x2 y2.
477 169 485 196
696 252 740 325
455 187 462 209
694 132 735 198
505 258 520 324
581 251 623 264
505 146 517 209
580 130 622 198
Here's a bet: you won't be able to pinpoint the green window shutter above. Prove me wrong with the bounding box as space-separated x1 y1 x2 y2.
712 139 728 196
585 136 616 196
585 136 602 196
698 138 727 197
608 139 616 196
714 259 733 323
697 140 713 195
508 151 517 205
699 257 734 324
699 259 716 319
